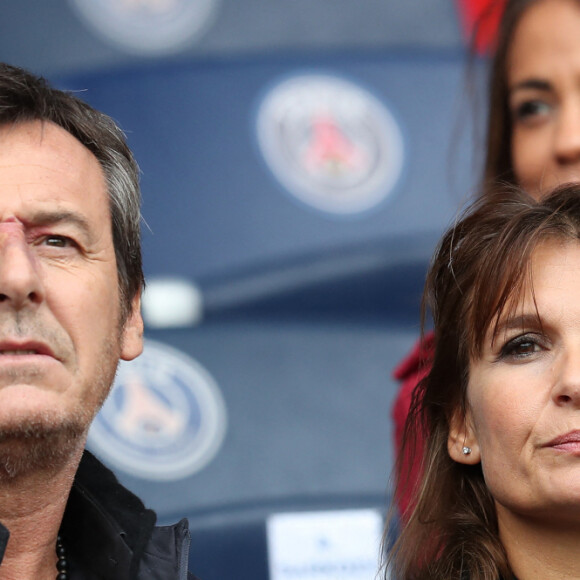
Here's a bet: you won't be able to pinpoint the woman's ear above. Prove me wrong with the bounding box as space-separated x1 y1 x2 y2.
448 406 481 465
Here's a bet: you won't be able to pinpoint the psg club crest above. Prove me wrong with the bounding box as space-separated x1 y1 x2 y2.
87 340 227 481
256 74 405 215
69 0 219 55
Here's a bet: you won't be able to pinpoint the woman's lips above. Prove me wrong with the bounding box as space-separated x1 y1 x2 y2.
546 430 580 452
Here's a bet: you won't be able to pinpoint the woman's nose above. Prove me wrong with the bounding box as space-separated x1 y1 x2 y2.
553 347 580 407
554 102 580 166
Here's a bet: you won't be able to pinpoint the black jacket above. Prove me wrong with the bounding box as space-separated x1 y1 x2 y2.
0 451 200 580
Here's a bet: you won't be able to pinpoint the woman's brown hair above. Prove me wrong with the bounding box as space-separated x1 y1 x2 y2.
385 184 580 579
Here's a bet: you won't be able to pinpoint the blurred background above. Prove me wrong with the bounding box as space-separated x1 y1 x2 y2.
1 1 488 578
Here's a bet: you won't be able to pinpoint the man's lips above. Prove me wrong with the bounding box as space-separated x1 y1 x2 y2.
0 341 57 359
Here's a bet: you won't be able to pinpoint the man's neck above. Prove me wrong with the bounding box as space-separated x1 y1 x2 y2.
0 441 85 580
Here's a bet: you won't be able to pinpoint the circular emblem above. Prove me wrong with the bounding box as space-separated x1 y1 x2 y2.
87 340 227 481
68 0 219 55
256 74 405 215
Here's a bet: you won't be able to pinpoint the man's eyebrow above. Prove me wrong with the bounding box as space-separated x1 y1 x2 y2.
509 78 552 93
29 210 94 239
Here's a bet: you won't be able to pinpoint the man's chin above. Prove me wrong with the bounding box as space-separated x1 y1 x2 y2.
0 417 87 481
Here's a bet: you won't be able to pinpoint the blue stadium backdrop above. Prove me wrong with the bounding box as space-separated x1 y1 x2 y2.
0 1 490 578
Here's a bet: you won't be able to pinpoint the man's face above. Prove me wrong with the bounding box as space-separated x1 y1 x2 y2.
0 120 143 445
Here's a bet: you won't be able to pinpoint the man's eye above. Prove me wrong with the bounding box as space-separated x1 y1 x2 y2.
43 236 75 248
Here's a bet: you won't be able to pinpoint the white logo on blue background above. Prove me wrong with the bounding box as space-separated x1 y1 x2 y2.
88 339 227 481
69 0 219 55
256 74 405 215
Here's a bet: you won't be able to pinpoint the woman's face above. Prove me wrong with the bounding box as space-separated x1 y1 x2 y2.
449 240 580 526
508 0 580 198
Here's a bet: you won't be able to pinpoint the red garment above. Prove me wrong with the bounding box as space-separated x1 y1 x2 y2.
391 331 435 519
455 0 506 54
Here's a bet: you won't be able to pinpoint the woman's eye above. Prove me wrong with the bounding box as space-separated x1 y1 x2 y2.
512 100 551 123
499 335 543 360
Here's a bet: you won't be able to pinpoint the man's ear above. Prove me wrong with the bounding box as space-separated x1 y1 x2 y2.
120 292 144 362
448 406 481 465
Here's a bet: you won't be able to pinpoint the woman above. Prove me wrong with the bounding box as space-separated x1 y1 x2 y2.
388 183 580 579
484 0 580 194
393 0 580 518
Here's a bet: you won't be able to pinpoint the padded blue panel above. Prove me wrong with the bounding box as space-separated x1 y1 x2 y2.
56 52 476 287
189 517 269 580
0 0 463 76
67 52 468 527
88 231 432 526
105 320 418 516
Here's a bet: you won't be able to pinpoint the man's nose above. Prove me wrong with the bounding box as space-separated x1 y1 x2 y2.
0 227 44 309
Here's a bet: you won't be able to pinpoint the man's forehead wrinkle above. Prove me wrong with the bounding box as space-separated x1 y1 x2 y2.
0 209 96 243
28 210 95 237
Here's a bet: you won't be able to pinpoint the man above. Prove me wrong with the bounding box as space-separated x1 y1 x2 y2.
0 63 198 579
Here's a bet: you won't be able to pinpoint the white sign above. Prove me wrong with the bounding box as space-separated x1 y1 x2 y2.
267 509 383 580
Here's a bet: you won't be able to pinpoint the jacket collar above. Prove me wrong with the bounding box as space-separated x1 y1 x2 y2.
61 450 157 578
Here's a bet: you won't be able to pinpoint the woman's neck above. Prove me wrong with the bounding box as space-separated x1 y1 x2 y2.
498 504 580 580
